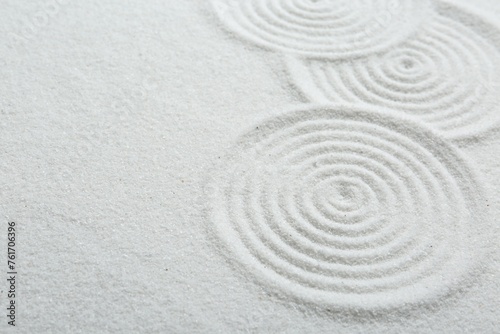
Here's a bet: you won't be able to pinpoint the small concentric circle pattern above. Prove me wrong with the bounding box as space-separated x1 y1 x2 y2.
287 9 500 140
208 105 488 311
212 0 433 59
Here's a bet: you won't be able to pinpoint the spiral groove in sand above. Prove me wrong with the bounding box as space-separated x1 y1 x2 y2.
212 0 433 59
287 9 500 140
208 105 488 310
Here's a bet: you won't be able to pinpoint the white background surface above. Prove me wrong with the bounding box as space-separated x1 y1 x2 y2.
0 0 499 332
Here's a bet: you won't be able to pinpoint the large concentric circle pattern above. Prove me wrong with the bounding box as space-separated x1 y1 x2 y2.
207 105 489 311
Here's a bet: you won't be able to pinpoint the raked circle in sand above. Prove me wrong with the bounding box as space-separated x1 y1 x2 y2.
287 3 500 140
208 105 489 311
212 0 433 59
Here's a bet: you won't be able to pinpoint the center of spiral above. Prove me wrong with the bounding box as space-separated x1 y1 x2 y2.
332 182 357 204
320 179 368 213
401 59 415 69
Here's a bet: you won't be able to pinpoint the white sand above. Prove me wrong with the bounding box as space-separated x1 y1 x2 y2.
0 0 499 333
208 104 491 312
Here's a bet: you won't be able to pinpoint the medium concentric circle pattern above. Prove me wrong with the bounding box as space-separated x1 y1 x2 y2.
287 7 500 140
212 0 433 59
208 105 489 311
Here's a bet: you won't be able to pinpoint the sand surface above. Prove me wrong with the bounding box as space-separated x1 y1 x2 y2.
0 0 499 333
